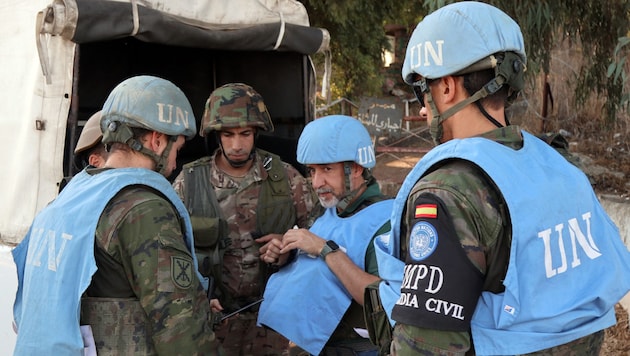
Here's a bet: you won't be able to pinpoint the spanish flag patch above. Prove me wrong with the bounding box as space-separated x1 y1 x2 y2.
414 204 437 219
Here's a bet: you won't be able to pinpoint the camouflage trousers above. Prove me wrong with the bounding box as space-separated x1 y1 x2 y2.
289 341 379 356
390 323 604 356
390 323 470 356
215 311 289 356
518 330 604 356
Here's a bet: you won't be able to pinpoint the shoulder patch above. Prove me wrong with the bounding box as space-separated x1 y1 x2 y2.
415 204 437 219
409 221 438 261
171 256 193 289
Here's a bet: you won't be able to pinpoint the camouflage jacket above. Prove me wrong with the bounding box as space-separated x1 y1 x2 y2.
173 149 315 306
85 184 222 355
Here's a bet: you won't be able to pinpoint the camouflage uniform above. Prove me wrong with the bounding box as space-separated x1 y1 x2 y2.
173 148 315 355
82 177 223 355
391 125 604 355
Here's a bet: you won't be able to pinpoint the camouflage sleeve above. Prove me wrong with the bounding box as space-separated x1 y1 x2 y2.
171 170 185 200
405 160 503 271
283 162 316 228
112 190 222 355
394 160 504 355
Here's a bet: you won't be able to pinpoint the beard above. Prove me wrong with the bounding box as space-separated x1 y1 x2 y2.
316 188 340 209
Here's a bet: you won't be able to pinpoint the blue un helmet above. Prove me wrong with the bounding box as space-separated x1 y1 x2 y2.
101 75 197 175
297 115 375 168
298 115 375 211
401 2 526 143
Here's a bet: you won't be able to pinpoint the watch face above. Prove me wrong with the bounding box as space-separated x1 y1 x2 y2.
327 240 339 250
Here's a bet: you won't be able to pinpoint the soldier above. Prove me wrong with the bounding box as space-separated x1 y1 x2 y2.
372 2 630 355
12 75 223 355
74 110 108 169
59 110 108 192
257 115 393 356
172 83 316 355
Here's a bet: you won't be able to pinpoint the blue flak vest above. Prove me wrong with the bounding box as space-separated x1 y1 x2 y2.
257 199 393 356
378 130 630 355
12 168 201 355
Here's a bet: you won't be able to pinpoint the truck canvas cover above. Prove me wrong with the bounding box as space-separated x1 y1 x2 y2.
0 0 329 244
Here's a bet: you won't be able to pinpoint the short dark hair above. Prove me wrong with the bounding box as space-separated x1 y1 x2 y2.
462 69 508 110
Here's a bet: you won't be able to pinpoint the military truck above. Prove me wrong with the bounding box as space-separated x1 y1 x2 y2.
0 0 329 244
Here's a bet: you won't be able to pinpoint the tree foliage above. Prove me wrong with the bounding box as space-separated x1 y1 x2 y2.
482 0 630 124
300 0 401 99
302 0 630 122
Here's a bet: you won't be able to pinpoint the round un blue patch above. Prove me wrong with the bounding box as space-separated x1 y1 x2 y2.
409 221 438 261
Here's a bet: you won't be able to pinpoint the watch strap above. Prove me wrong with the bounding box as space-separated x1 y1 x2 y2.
320 240 339 259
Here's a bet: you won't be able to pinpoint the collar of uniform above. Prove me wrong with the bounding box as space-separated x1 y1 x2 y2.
476 125 524 150
339 180 382 218
210 149 265 187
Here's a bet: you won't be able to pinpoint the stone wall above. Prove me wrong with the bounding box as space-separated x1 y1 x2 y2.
600 195 630 323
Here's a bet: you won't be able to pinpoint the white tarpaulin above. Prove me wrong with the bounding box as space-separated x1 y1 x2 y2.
0 0 73 245
0 0 329 244
112 0 312 29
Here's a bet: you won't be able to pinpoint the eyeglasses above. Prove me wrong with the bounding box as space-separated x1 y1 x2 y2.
411 78 433 108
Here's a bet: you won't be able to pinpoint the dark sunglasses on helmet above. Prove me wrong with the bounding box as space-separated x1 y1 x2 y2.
411 78 434 108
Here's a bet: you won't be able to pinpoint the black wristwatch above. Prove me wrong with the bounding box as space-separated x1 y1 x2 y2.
320 240 340 260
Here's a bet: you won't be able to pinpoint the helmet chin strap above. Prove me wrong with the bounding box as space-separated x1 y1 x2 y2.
427 74 508 144
112 122 176 176
335 162 367 212
475 101 510 127
220 147 255 168
139 137 176 176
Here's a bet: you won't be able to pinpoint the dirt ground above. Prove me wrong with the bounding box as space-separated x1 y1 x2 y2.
372 127 630 353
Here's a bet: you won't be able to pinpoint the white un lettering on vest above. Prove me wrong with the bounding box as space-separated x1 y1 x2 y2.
25 227 73 272
538 211 602 278
396 264 465 321
156 103 191 129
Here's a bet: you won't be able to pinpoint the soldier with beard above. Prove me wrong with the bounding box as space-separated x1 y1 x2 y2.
258 115 393 356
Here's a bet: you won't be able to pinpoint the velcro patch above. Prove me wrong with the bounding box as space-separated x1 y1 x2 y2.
409 221 438 261
414 204 437 219
171 256 193 289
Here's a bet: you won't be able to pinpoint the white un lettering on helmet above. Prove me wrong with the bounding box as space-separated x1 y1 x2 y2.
409 40 444 71
402 2 526 84
356 144 375 167
157 103 191 130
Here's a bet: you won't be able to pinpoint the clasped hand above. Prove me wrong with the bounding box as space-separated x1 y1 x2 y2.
258 229 325 265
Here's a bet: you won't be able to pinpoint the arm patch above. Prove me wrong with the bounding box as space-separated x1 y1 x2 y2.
170 256 193 289
392 193 484 331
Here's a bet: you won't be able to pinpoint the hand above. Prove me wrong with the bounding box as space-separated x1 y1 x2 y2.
210 298 229 328
280 228 325 256
256 233 291 265
210 298 223 314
